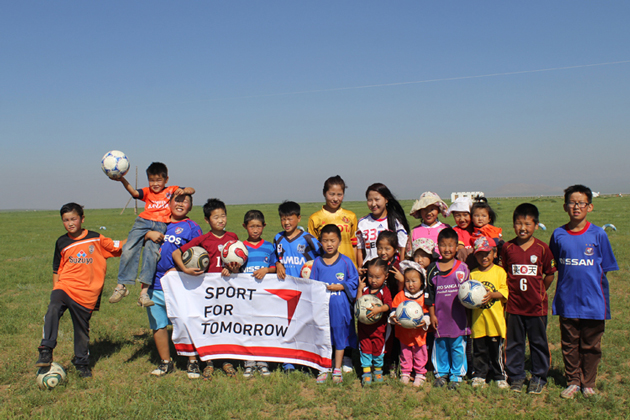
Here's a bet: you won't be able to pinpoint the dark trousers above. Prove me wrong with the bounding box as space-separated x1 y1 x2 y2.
41 289 93 366
505 314 550 383
559 317 605 388
473 336 506 381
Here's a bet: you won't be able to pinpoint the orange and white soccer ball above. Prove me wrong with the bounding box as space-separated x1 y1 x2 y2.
221 240 249 266
300 260 314 279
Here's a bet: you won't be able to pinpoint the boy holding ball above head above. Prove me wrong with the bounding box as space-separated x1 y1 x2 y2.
550 185 618 399
36 203 125 378
109 162 195 307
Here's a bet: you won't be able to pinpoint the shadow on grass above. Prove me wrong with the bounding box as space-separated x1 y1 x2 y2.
89 337 138 367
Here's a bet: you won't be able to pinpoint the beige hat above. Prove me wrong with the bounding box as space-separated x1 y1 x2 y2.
409 191 448 219
411 237 436 256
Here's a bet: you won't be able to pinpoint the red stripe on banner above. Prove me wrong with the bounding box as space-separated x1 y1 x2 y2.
194 344 331 366
175 343 196 352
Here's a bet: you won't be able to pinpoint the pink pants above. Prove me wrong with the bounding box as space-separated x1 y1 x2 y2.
400 342 428 376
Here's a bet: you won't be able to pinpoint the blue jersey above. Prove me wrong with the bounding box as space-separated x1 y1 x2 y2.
241 239 276 273
152 218 203 291
550 222 618 320
274 230 322 277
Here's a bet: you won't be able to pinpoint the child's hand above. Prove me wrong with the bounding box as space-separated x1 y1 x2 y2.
358 277 366 290
456 247 473 262
481 290 492 305
430 314 439 330
252 268 267 280
276 262 286 280
366 304 387 319
326 284 344 292
391 314 402 326
358 267 367 276
145 231 164 244
182 267 204 276
221 267 231 276
226 262 241 273
390 266 404 284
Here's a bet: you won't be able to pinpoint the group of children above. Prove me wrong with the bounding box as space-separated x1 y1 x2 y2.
35 163 618 399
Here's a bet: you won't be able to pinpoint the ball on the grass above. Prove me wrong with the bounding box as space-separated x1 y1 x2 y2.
36 362 66 390
101 150 130 179
300 260 313 279
395 300 425 329
458 279 487 309
221 240 248 266
355 294 383 325
181 246 210 272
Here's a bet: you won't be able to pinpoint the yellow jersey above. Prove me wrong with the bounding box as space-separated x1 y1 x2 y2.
308 207 358 267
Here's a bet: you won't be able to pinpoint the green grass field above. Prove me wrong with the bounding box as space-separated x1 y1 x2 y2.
1 196 628 419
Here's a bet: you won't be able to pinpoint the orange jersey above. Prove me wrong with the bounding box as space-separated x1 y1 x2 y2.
392 291 429 347
308 207 358 266
53 230 123 310
138 185 180 223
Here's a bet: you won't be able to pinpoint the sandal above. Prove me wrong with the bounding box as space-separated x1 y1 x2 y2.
202 363 214 380
316 372 328 384
222 362 237 378
332 369 343 384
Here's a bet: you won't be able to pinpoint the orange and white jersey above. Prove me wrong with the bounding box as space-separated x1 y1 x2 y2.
138 185 180 223
308 207 358 266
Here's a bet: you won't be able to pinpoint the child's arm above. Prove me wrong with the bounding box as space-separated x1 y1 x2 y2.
52 273 59 287
252 265 276 280
275 262 286 280
543 273 555 290
366 303 390 320
356 278 366 299
390 265 404 292
481 290 506 305
172 248 204 276
428 306 438 330
327 284 344 292
114 176 140 198
175 187 195 196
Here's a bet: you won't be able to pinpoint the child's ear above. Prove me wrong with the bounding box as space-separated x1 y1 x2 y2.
242 223 247 229
205 218 211 225
297 215 302 223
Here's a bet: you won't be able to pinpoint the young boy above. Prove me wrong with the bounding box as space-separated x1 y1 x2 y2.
426 227 470 390
469 236 508 389
310 224 359 384
143 194 203 378
500 203 557 394
240 210 276 378
173 198 240 378
549 185 618 399
36 203 125 377
109 162 195 307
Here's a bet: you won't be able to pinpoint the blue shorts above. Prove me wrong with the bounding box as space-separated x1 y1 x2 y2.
146 289 171 330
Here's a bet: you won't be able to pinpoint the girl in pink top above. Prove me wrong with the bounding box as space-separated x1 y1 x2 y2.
407 192 449 257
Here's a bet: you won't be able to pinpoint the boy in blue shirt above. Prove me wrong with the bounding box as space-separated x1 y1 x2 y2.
549 185 618 399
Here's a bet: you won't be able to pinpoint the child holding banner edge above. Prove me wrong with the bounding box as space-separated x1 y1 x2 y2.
310 224 359 384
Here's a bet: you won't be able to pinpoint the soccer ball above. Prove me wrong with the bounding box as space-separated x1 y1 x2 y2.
458 280 488 309
395 300 425 329
300 260 314 279
101 150 130 180
36 362 66 390
221 240 249 266
181 246 210 271
355 294 383 325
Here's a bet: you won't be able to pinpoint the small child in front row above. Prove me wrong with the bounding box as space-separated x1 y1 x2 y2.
310 224 359 384
469 236 509 389
470 198 503 252
389 261 430 387
357 258 392 385
426 227 471 390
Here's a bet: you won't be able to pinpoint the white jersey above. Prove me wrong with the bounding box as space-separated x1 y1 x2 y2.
356 214 408 262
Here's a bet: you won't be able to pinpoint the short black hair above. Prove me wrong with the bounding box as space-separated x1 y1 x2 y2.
564 184 592 204
278 201 300 217
320 224 341 240
60 202 84 218
203 198 226 219
323 175 346 195
365 257 389 273
146 162 168 178
171 193 193 206
376 230 398 249
437 227 459 244
513 203 539 224
471 197 497 225
244 210 265 225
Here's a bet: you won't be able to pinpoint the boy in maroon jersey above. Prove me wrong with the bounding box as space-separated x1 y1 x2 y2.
500 203 556 394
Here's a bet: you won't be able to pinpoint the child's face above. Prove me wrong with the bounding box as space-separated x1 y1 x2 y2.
367 191 388 218
420 205 439 226
472 208 490 228
280 214 301 235
206 208 227 232
564 192 593 224
474 249 495 270
413 249 432 268
366 265 387 290
320 232 341 256
324 184 344 211
148 174 168 194
244 219 265 241
438 238 458 261
61 210 84 237
170 196 192 221
404 270 423 295
513 215 538 243
452 211 471 230
376 240 396 261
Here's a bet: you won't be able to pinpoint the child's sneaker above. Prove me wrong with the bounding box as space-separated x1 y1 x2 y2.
108 286 129 303
332 369 343 384
527 377 545 394
472 377 486 388
413 374 426 387
510 378 525 393
582 387 597 398
282 363 295 373
187 360 201 379
373 369 384 383
362 372 373 386
341 356 354 373
151 359 173 377
243 366 255 379
400 374 411 385
202 363 214 380
433 377 447 388
222 362 236 378
35 346 53 367
496 380 509 389
75 364 92 378
447 381 460 390
560 384 581 399
259 365 271 377
137 294 155 307
316 372 328 384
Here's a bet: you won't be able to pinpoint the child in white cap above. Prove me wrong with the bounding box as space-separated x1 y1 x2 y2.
449 196 474 263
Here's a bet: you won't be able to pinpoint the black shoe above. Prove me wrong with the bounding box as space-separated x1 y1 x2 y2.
75 364 92 378
447 381 461 390
36 346 53 367
527 377 545 394
433 377 447 388
510 378 525 392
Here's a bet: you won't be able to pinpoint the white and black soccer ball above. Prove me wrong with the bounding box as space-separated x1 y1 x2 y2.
36 362 66 390
395 300 425 329
101 150 130 180
181 246 210 272
458 280 487 309
355 294 383 325
220 240 249 266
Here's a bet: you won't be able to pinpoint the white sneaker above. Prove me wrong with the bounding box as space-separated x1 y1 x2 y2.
341 356 353 373
472 377 486 388
496 379 509 389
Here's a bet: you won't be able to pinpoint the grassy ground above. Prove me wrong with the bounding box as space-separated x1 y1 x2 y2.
1 196 628 419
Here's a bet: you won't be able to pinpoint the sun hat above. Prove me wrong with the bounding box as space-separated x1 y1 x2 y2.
411 237 436 256
409 192 448 219
448 196 473 214
399 260 427 280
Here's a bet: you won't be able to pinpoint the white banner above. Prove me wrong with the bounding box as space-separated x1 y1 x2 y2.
161 272 332 371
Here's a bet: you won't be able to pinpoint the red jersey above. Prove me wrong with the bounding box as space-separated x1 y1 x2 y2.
138 185 180 223
180 231 238 273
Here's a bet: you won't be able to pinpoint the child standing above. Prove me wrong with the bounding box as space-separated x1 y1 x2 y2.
375 231 404 297
549 185 618 399
390 261 430 387
310 224 359 384
448 197 474 262
469 236 509 389
36 203 125 377
500 203 557 394
426 227 471 389
407 191 450 257
357 258 393 385
109 162 195 307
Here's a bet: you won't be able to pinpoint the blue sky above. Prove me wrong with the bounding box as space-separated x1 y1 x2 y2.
2 1 629 210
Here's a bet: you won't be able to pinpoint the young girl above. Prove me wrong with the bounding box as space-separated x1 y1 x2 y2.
389 261 431 387
411 238 437 269
449 197 475 264
375 231 404 297
308 176 359 267
470 197 503 250
356 183 409 268
407 192 449 257
357 258 392 385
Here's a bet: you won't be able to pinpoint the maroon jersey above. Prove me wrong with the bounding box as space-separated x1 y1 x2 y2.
358 286 393 357
180 231 238 273
500 238 557 316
